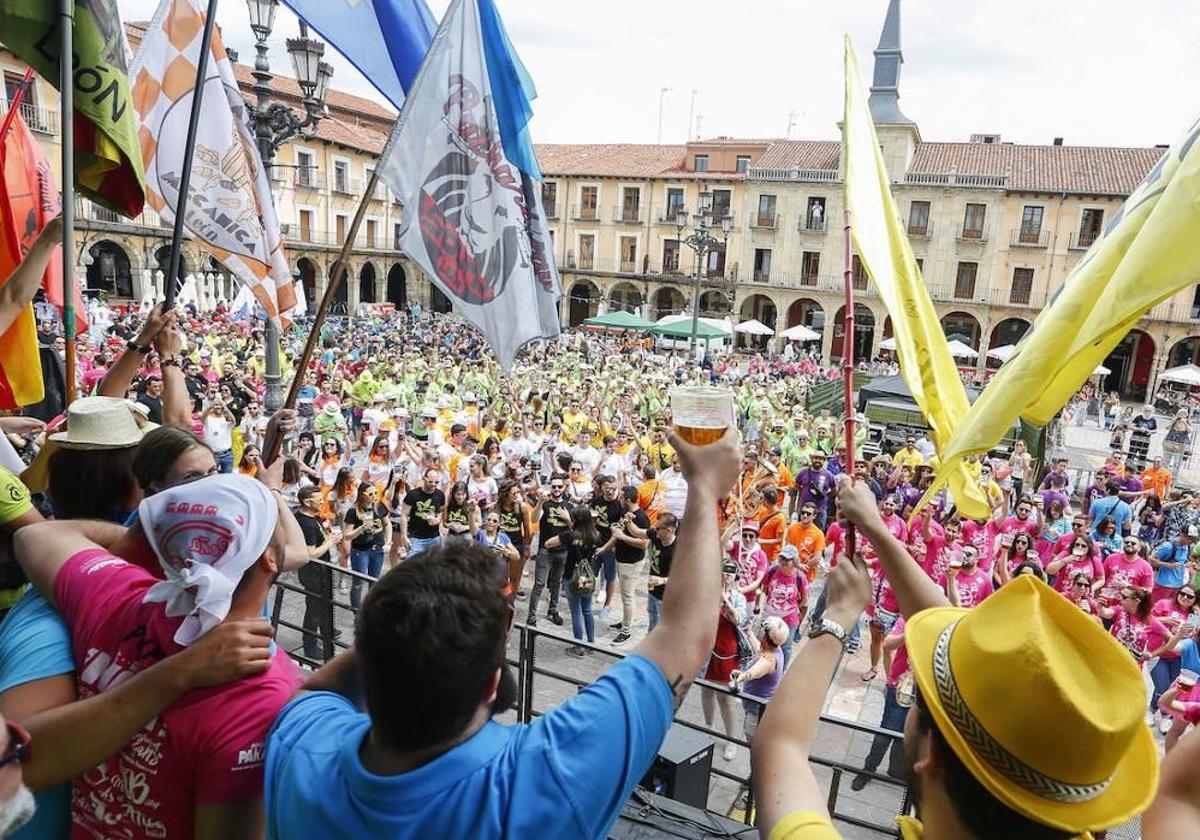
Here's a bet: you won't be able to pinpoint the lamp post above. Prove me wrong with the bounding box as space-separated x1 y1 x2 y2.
674 190 732 357
246 0 333 410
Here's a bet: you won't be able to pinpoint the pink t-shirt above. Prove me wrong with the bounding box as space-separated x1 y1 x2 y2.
1110 609 1169 659
860 514 907 562
921 535 960 583
54 549 303 840
961 520 997 573
885 618 909 688
1101 553 1154 600
999 514 1040 542
1151 599 1193 660
869 559 900 614
940 566 994 608
730 541 769 597
1050 552 1106 594
825 522 846 566
761 566 807 627
1168 684 1200 724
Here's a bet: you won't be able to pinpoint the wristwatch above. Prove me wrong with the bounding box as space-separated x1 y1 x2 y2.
126 338 151 354
808 618 849 648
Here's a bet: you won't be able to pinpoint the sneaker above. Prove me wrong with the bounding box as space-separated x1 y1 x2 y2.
611 631 631 646
565 645 585 658
1160 716 1173 734
850 774 870 792
609 621 624 631
528 616 538 628
547 612 564 626
722 743 736 762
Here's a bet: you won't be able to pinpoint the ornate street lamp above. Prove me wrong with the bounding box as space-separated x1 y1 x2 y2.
675 191 732 355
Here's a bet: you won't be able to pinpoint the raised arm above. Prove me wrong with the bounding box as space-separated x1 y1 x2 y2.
154 321 192 428
14 519 126 608
0 216 61 336
98 304 172 398
634 428 739 710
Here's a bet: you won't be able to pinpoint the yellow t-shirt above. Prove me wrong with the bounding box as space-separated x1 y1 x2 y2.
892 448 925 468
0 467 33 526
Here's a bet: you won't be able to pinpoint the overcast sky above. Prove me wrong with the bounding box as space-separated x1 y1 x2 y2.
118 0 1200 149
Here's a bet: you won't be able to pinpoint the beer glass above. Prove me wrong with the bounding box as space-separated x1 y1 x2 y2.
670 386 732 446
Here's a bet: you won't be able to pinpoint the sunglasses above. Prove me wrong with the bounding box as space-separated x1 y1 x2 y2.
1072 579 1090 587
1180 592 1197 600
800 509 815 517
0 721 30 769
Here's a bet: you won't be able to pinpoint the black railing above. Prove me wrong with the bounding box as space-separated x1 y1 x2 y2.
269 561 911 836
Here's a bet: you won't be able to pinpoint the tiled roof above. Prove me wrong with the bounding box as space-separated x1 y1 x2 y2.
534 144 687 177
752 140 841 171
909 142 1165 195
692 137 779 147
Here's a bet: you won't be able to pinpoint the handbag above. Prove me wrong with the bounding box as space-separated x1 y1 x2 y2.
733 623 755 668
571 554 596 596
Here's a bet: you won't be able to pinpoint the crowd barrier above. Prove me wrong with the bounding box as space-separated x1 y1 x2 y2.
269 560 914 837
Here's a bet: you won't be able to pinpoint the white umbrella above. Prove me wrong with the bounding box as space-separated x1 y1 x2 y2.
987 344 1017 362
780 323 820 342
946 339 978 359
1093 364 1111 376
1158 364 1200 386
735 318 775 336
879 337 897 351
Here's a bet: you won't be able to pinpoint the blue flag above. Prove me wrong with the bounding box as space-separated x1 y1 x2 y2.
279 0 437 108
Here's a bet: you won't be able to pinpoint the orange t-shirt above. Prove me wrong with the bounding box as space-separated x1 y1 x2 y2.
1140 467 1172 499
786 521 827 582
637 478 666 526
757 505 787 564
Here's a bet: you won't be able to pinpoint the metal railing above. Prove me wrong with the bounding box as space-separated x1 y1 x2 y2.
750 213 779 230
571 203 600 222
1070 229 1100 250
798 216 828 234
293 167 320 189
1011 226 1048 247
268 560 912 835
905 219 933 238
956 223 989 243
613 205 643 224
0 101 60 135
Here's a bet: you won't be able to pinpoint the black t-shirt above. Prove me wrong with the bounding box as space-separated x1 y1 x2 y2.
647 533 675 601
346 503 388 550
497 506 524 543
559 528 600 582
445 503 472 535
590 497 624 544
137 391 163 425
403 487 445 539
538 497 571 545
614 508 651 564
295 511 329 560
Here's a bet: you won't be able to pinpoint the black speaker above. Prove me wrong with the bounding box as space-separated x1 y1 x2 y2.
639 724 714 810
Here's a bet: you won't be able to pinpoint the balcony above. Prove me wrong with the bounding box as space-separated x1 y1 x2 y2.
799 272 820 287
906 219 934 239
956 224 989 243
365 180 387 202
655 206 686 226
0 102 59 136
292 166 320 190
331 175 355 196
1070 229 1100 250
75 197 163 229
753 269 771 283
1011 227 1048 248
750 213 779 230
571 204 600 222
544 203 559 219
612 205 642 224
797 216 827 234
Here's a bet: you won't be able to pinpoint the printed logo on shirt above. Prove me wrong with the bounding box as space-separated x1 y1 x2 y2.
235 740 265 769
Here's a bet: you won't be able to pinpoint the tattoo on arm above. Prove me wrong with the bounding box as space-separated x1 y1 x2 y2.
668 673 690 710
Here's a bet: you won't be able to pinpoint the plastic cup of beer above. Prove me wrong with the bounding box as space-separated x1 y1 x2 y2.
670 386 732 446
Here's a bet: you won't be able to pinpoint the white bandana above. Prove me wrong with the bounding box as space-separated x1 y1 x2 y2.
139 474 278 646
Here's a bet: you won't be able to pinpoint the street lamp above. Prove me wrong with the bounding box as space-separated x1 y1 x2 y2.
674 190 732 356
245 0 333 410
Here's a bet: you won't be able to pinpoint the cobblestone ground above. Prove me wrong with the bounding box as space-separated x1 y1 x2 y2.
271 565 1142 840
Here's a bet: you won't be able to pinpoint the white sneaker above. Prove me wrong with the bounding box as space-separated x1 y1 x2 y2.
1159 716 1173 734
722 743 736 762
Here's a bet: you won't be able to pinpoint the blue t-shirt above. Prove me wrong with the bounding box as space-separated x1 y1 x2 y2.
1089 496 1131 539
264 654 673 839
1177 639 1200 673
0 589 75 840
1154 541 1190 589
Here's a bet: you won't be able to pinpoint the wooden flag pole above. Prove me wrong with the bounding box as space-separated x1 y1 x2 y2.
60 0 76 404
842 209 857 553
163 0 221 310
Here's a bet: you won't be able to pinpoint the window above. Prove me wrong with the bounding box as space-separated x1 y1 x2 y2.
366 219 377 248
753 248 772 282
298 209 313 242
295 150 315 188
801 251 820 285
694 155 709 172
579 186 598 220
1010 268 1034 305
955 262 978 299
1192 285 1200 320
962 203 986 239
711 189 731 220
333 160 349 194
394 222 403 250
1078 208 1104 248
542 182 557 217
915 258 924 274
707 245 727 277
663 239 680 272
806 197 827 231
852 255 867 289
664 187 685 222
619 236 638 273
735 155 751 173
3 72 32 108
907 200 930 236
364 166 377 198
335 214 348 245
1019 205 1044 243
621 187 640 222
756 194 777 227
578 234 595 269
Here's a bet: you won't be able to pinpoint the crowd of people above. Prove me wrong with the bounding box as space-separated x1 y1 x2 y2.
0 293 1196 839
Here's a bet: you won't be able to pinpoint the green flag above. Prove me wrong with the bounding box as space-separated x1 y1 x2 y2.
0 0 146 217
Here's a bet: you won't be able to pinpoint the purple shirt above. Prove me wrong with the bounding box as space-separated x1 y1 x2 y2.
796 467 835 513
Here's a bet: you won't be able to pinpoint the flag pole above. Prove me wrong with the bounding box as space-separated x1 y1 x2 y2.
263 166 383 464
0 69 35 142
842 208 857 553
163 0 221 310
60 0 76 404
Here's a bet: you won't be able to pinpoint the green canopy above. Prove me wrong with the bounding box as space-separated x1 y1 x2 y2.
649 319 732 340
584 310 655 330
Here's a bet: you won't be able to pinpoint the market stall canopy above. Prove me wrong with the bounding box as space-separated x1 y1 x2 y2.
649 318 732 340
583 310 654 331
734 318 774 336
879 337 897 351
780 323 820 342
1093 364 1112 376
1157 364 1200 386
946 339 978 359
987 344 1017 362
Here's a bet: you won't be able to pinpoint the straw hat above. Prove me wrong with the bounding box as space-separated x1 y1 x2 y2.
905 576 1156 834
22 397 147 493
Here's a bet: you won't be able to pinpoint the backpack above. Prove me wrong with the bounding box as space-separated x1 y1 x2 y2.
571 550 596 596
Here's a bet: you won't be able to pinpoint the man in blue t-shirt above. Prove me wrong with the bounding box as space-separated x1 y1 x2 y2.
1151 528 1195 599
264 428 743 839
1089 481 1132 540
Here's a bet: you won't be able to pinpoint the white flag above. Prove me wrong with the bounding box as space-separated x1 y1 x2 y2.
130 0 304 326
376 0 562 369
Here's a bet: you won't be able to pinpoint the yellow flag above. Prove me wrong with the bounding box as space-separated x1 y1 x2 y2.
925 110 1200 505
842 38 989 519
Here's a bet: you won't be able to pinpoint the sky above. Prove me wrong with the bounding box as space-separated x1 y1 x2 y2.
117 0 1200 149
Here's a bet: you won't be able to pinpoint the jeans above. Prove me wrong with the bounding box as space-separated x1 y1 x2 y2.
597 550 617 585
214 449 234 474
406 535 441 558
349 547 385 609
862 685 909 779
617 560 642 630
567 585 595 642
1151 656 1182 713
779 622 802 669
810 584 862 646
529 549 566 619
647 593 662 631
297 561 334 662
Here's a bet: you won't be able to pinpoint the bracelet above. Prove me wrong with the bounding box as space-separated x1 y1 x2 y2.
160 356 181 369
126 338 151 354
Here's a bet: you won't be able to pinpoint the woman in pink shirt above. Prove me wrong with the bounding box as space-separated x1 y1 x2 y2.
1103 586 1174 665
1064 572 1103 623
1150 585 1198 722
1047 534 1105 595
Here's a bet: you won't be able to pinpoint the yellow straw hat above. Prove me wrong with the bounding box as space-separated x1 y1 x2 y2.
905 576 1157 834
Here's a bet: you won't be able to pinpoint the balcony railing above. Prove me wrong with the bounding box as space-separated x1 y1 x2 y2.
750 213 778 230
332 175 354 195
571 203 600 222
1070 230 1100 250
654 206 685 226
293 166 320 189
544 203 559 219
800 272 820 287
612 205 642 224
957 224 989 243
797 216 827 234
75 197 163 228
1011 227 1048 247
0 102 60 136
753 269 771 282
906 219 933 239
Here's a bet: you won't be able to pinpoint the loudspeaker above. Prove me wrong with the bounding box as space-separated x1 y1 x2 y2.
639 724 714 809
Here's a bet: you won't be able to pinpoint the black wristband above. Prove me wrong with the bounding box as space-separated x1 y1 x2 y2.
126 339 150 354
